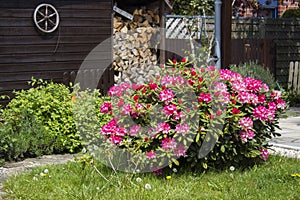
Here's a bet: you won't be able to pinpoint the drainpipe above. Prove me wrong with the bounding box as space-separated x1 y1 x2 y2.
215 0 222 69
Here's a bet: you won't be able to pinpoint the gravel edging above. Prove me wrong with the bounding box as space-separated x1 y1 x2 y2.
269 143 300 159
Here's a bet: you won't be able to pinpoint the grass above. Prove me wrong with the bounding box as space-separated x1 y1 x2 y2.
2 155 300 200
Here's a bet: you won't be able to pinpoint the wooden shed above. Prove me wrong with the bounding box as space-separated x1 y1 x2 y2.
0 0 114 104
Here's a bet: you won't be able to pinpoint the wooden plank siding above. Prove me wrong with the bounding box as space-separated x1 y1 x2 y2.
0 0 113 105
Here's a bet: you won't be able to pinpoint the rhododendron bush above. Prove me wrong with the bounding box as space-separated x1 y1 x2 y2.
94 59 286 172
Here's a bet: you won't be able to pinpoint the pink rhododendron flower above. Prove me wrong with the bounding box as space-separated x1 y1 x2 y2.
232 80 247 92
260 148 269 161
175 124 190 135
159 89 174 102
253 106 275 121
120 82 131 91
101 119 126 144
129 125 142 136
156 122 171 134
163 104 177 116
100 102 112 114
108 86 123 97
239 130 255 142
258 94 266 104
198 93 212 103
213 82 228 92
161 75 173 86
271 90 282 100
110 135 123 144
152 168 163 175
174 145 186 157
239 117 253 130
244 77 262 92
122 104 132 115
232 108 240 114
276 98 287 109
146 150 156 159
173 111 183 120
261 83 269 93
268 102 277 111
161 137 177 151
149 83 158 90
237 92 259 104
101 119 118 135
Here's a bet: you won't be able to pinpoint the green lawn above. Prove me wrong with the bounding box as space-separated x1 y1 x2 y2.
2 155 300 200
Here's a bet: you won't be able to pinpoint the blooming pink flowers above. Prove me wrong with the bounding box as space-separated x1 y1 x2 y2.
175 124 190 135
198 93 212 103
239 130 255 142
159 89 174 102
161 137 177 151
163 104 177 116
253 105 275 121
260 148 269 161
100 102 112 114
239 117 253 130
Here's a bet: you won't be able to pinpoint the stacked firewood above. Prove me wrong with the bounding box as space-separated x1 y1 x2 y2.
113 7 161 84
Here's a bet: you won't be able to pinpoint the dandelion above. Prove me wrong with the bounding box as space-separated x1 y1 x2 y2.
291 173 300 177
166 176 172 180
43 169 49 174
173 168 178 173
229 166 235 171
33 176 38 181
145 183 152 190
136 177 142 182
96 187 100 190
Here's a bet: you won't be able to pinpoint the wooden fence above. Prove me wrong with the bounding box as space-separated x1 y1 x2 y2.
164 16 300 87
288 61 300 93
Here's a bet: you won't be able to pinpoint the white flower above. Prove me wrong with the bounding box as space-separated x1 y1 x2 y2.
43 169 49 174
96 187 100 190
40 172 46 177
145 183 151 190
136 177 142 182
172 168 178 173
33 176 38 181
135 169 141 173
229 173 234 179
229 166 235 171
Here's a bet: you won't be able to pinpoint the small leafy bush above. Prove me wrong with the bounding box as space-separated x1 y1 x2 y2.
280 9 300 19
89 59 286 172
0 79 82 163
230 62 277 90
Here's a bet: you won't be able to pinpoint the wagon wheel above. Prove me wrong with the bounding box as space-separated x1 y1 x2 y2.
33 3 60 33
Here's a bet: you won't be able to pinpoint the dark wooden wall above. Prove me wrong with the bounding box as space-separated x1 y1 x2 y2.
0 0 113 104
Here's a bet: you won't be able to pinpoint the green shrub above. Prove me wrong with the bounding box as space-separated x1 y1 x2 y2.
280 9 300 19
286 91 300 107
0 79 82 163
230 62 277 90
72 87 108 148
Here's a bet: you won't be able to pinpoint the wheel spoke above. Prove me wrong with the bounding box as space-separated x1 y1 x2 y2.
49 18 56 26
38 10 45 17
45 5 48 16
45 20 48 31
48 13 57 18
37 17 46 24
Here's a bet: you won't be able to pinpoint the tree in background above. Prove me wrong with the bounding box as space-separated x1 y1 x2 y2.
172 0 262 17
172 0 215 16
